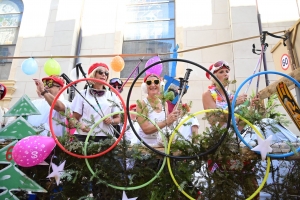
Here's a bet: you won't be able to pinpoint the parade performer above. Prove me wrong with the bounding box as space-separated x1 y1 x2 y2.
29 76 70 137
71 63 121 141
136 74 180 146
202 60 260 199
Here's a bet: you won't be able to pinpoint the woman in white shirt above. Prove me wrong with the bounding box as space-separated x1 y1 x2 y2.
136 74 180 146
71 63 121 142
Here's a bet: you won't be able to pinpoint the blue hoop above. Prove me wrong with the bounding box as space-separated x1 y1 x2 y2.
231 70 300 158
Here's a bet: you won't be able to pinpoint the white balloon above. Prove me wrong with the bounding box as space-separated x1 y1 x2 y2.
70 68 83 80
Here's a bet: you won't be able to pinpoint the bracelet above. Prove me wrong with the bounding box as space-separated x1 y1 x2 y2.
41 89 49 96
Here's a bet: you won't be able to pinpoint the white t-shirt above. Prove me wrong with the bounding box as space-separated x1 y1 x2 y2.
177 115 199 141
124 120 140 144
71 88 121 136
27 96 70 137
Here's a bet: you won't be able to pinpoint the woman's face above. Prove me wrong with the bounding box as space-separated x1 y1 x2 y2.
214 68 230 86
146 76 160 96
94 67 109 82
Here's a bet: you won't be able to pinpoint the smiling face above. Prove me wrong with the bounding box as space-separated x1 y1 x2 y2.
213 67 230 86
94 66 109 82
145 75 160 96
42 79 62 96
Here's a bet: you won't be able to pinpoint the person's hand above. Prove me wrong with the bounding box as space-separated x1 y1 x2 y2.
236 94 248 105
33 79 44 94
166 110 180 124
250 94 260 107
103 117 113 125
80 123 90 133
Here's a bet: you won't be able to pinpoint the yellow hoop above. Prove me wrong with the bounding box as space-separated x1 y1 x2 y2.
166 109 270 200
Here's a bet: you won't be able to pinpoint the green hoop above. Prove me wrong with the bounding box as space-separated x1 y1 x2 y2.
84 110 168 190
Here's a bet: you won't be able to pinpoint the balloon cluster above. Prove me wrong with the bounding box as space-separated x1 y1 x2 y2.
21 58 61 76
110 55 163 76
21 55 162 78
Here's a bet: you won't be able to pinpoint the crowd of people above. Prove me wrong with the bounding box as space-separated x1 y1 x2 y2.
0 60 274 147
1 61 203 146
2 60 299 198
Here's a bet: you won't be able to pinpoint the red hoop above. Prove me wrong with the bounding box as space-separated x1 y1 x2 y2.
49 78 127 159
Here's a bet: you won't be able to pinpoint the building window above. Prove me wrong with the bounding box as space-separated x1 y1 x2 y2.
121 0 175 79
0 0 23 80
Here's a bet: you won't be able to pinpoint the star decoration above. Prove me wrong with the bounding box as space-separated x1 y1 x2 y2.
122 191 138 200
46 160 66 186
251 135 273 161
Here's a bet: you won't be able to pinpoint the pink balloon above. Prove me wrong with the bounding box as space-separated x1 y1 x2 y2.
145 56 163 76
12 136 56 167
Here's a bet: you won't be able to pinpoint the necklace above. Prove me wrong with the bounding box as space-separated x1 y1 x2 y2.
214 88 228 102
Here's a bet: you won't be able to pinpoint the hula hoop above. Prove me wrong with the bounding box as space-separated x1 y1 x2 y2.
126 58 231 159
49 78 127 159
167 110 271 200
231 71 300 158
84 110 168 190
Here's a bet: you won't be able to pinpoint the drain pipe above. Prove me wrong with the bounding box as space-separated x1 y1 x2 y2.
68 27 82 101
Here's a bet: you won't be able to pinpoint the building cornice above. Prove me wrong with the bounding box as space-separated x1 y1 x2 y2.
0 80 16 107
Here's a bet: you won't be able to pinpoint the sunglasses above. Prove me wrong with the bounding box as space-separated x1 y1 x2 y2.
109 78 122 85
43 80 60 88
146 79 160 86
97 70 109 76
90 88 106 97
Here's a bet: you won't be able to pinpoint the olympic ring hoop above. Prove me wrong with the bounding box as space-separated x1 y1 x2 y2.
126 58 232 159
49 78 128 159
231 71 300 158
167 110 271 200
84 110 168 190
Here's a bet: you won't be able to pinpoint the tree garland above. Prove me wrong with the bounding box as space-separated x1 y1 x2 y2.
2 87 300 199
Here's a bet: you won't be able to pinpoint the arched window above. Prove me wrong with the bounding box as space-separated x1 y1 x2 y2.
0 0 23 80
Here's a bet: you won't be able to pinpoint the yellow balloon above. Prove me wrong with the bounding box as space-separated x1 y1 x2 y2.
44 58 61 76
111 56 125 72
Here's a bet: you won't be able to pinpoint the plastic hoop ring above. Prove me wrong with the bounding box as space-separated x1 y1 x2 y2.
167 110 271 200
84 110 168 190
49 78 127 159
231 71 300 158
126 58 231 159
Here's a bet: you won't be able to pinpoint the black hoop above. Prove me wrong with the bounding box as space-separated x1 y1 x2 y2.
126 58 232 159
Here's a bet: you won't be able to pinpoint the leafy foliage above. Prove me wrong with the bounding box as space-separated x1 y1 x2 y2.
7 86 300 199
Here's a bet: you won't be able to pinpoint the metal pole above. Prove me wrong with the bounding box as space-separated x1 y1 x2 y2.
68 28 82 102
256 0 270 87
